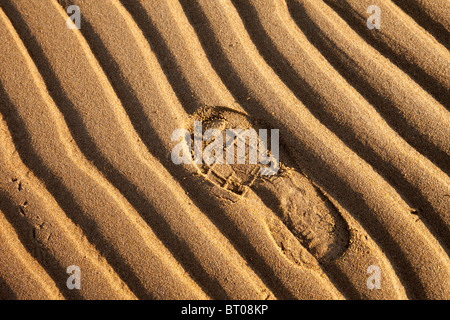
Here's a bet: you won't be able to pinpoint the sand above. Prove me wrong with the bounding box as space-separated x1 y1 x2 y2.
0 0 448 300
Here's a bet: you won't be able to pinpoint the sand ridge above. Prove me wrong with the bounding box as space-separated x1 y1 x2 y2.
0 0 448 300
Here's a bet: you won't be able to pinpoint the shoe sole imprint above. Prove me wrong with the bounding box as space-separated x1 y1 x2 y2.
188 106 350 262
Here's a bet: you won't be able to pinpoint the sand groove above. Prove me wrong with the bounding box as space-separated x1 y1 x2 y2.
231 0 450 253
56 0 342 299
176 0 450 299
0 5 208 299
287 0 450 174
0 0 448 300
391 0 450 50
324 0 449 106
2 0 278 300
0 206 63 300
0 113 136 300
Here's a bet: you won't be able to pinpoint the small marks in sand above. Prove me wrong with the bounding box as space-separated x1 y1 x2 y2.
18 201 28 217
11 177 23 191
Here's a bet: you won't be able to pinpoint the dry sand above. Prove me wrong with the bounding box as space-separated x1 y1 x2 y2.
0 0 448 300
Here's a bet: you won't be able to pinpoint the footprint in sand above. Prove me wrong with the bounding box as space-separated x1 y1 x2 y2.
188 106 350 262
